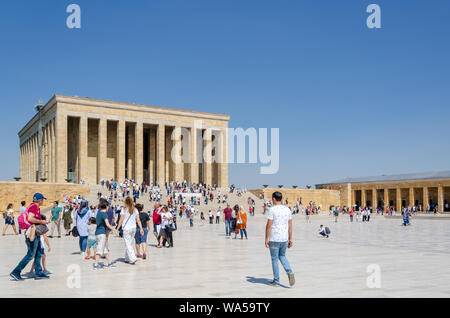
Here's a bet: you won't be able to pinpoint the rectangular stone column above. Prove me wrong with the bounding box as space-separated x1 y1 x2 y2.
135 121 144 185
218 129 228 188
438 185 444 213
156 124 165 185
42 125 47 180
23 143 26 180
189 128 199 184
29 138 33 181
409 187 415 208
20 143 23 180
47 124 50 182
172 126 183 182
423 187 429 211
19 144 23 180
27 141 30 180
30 137 34 181
396 187 402 212
26 140 29 181
148 128 156 184
46 124 50 181
127 124 135 180
98 118 107 183
117 120 126 182
29 137 33 181
30 136 34 181
372 188 377 209
23 141 26 181
51 119 56 183
203 128 212 186
36 133 39 181
55 113 68 183
78 116 88 183
33 134 37 181
361 188 366 207
40 129 44 180
384 189 389 209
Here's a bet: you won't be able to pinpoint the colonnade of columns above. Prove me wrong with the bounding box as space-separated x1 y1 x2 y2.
353 185 446 213
20 118 56 183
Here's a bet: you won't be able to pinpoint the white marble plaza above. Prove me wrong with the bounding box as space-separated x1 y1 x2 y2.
1 215 449 298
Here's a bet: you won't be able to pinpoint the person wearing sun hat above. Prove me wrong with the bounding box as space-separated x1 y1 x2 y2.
10 193 51 281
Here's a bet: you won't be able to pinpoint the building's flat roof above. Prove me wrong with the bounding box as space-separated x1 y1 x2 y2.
316 171 450 186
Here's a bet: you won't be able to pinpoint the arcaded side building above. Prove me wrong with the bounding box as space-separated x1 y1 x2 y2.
18 95 229 187
316 171 450 213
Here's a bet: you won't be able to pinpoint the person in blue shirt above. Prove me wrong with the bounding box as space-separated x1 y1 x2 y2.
93 199 117 269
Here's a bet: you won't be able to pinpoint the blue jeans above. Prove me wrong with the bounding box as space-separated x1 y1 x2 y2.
240 229 247 239
269 241 292 283
190 219 194 227
79 236 88 253
225 220 232 236
12 237 43 276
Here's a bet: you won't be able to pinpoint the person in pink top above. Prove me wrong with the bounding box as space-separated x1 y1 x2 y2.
152 202 162 247
223 204 233 238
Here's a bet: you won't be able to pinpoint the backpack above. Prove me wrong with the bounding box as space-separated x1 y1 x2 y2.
18 207 32 230
325 227 331 235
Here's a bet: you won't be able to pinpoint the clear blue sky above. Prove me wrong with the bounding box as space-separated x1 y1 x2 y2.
0 0 449 188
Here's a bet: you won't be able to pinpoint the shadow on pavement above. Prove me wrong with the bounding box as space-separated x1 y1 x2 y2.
246 276 289 288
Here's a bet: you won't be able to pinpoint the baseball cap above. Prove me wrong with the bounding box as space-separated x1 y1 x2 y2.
33 193 47 201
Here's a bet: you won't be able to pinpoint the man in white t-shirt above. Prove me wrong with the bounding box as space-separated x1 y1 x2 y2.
265 191 295 287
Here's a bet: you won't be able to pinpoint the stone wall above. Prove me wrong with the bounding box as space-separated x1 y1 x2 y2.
0 182 90 214
250 188 341 210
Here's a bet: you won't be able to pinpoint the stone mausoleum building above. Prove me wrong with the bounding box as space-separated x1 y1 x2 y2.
18 95 229 187
316 171 450 213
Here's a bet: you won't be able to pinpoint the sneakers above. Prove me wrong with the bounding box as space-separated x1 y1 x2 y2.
10 272 24 281
288 273 295 286
268 281 279 287
42 270 53 275
136 254 142 258
84 256 90 260
24 272 36 279
143 253 147 260
34 273 50 280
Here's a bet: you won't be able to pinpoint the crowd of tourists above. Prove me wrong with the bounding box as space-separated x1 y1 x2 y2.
5 179 255 281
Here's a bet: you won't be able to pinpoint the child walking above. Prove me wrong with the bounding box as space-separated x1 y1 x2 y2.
26 215 52 277
85 217 97 260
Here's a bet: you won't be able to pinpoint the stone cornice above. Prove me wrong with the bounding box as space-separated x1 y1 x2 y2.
55 95 231 122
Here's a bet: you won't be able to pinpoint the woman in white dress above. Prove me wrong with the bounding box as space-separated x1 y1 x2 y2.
116 197 144 264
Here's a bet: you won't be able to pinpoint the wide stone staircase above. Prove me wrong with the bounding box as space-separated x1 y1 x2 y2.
85 184 265 219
